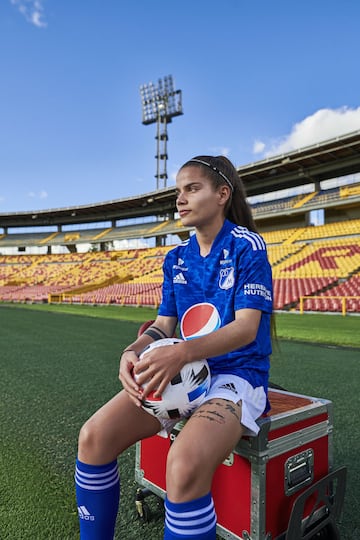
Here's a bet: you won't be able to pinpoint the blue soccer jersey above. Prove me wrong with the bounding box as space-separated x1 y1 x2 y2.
158 219 273 389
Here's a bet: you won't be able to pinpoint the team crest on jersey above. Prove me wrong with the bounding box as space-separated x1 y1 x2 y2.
219 267 235 290
180 303 221 340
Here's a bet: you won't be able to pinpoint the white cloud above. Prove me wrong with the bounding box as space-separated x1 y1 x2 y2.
11 0 47 28
255 106 360 158
209 146 230 157
169 148 231 183
169 169 178 184
27 190 48 199
253 140 265 154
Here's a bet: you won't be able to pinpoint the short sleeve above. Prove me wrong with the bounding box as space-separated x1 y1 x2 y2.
234 243 273 313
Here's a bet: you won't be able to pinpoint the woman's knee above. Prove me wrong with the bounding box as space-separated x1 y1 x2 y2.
166 444 206 495
78 416 103 457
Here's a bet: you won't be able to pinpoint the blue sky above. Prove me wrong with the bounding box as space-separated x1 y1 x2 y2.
1 0 360 213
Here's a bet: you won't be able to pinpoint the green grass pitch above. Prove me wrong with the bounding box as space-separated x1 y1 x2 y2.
0 303 359 539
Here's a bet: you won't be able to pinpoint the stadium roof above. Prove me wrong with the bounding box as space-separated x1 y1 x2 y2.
1 130 360 229
238 129 360 195
0 190 176 229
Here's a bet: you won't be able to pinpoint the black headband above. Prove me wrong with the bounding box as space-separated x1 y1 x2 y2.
188 159 234 192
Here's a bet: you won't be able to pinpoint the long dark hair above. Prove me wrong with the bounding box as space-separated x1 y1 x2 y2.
180 155 277 342
179 155 258 232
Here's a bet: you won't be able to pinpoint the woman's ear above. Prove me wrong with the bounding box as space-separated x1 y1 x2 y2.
218 185 232 206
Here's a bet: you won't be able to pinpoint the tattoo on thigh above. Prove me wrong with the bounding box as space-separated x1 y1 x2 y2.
191 408 226 424
191 399 241 424
225 401 241 421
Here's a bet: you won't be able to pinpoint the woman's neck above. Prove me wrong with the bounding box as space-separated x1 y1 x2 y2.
195 218 225 257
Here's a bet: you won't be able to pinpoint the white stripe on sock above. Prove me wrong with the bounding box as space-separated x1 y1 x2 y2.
165 502 216 536
75 465 119 491
165 514 217 536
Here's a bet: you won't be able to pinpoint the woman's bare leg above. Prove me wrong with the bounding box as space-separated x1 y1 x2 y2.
78 388 162 464
166 399 244 502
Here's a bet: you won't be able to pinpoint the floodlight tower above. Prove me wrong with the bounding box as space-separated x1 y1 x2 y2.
140 75 183 190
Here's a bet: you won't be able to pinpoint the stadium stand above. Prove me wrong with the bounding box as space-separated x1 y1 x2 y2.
0 218 359 312
1 132 359 314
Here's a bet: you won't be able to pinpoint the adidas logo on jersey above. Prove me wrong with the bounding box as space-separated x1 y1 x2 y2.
219 382 238 394
78 505 95 521
173 272 187 284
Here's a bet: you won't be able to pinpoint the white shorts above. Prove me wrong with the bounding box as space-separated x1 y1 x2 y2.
158 373 267 438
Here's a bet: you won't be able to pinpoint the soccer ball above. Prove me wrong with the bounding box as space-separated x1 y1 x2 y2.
136 338 211 420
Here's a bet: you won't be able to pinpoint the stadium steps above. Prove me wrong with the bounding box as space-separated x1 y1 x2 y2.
344 265 360 280
91 227 113 241
283 228 304 245
292 191 317 209
40 232 59 244
148 221 169 234
270 244 307 266
50 274 131 303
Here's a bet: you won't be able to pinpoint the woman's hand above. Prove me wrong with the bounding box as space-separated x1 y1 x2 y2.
133 343 186 400
119 350 143 407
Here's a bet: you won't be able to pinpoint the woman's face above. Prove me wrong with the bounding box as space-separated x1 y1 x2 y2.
175 166 229 229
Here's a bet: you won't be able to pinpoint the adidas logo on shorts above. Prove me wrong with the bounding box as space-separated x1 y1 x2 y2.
219 382 238 394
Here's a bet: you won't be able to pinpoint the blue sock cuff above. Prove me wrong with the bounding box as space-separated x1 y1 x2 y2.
164 492 216 539
165 492 212 512
75 458 119 493
76 457 118 475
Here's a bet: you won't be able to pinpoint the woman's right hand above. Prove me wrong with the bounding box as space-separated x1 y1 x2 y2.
119 350 143 407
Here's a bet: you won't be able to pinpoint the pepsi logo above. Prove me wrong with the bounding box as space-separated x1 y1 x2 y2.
180 303 221 340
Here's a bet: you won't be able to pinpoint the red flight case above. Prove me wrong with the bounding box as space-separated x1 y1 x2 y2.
135 388 346 539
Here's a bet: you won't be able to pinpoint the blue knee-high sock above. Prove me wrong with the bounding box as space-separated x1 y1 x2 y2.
75 458 120 540
164 492 217 540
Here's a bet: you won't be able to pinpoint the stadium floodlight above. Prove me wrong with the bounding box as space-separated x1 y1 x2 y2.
140 75 183 190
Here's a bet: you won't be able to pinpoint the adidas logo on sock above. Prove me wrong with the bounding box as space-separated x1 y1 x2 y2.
219 382 238 394
78 505 95 521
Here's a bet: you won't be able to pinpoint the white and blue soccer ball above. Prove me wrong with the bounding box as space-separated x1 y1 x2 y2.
137 338 211 420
